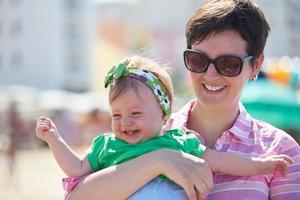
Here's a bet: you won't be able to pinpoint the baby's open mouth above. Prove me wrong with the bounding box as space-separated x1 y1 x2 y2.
124 130 139 135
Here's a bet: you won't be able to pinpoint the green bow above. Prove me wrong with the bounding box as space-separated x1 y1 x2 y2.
104 60 130 88
104 59 171 117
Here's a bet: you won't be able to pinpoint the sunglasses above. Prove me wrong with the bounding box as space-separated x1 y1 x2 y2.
183 49 254 77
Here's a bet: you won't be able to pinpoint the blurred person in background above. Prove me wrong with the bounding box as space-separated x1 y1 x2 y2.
50 109 80 147
59 0 300 200
79 108 111 146
0 102 23 187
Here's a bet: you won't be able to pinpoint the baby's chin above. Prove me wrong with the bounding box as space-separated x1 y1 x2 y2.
120 133 143 144
118 131 158 144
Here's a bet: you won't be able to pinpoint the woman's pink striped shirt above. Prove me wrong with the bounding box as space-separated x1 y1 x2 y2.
163 100 300 200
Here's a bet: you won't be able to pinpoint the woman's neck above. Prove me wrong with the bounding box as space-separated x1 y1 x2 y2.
187 102 240 148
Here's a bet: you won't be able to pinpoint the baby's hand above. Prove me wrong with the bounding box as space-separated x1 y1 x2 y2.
36 116 59 142
259 154 294 177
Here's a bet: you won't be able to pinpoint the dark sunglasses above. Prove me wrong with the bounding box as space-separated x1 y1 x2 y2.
183 49 254 77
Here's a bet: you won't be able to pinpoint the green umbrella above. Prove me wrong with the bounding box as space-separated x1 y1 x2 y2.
241 80 300 130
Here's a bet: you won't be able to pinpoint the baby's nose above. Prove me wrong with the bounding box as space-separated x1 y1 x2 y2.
121 116 133 126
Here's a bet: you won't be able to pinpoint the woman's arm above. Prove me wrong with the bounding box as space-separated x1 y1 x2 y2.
202 149 294 176
36 116 92 177
67 149 214 200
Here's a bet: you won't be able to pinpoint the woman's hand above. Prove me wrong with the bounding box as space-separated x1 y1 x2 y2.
157 149 214 200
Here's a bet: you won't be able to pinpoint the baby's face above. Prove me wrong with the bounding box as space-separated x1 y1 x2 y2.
110 82 164 144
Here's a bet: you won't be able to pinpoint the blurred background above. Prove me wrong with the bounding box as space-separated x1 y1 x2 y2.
0 0 299 199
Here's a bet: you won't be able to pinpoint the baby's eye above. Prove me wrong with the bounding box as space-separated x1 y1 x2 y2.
112 114 121 119
132 112 141 116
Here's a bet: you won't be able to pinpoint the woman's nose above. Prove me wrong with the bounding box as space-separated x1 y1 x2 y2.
203 63 220 80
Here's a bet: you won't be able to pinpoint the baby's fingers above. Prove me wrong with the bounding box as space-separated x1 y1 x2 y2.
36 122 49 131
273 158 292 177
271 155 294 176
36 123 50 131
276 161 288 176
36 116 55 129
274 154 294 165
37 116 50 123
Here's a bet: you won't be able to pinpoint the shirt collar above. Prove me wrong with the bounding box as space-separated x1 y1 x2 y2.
168 99 196 129
227 102 255 141
169 99 255 142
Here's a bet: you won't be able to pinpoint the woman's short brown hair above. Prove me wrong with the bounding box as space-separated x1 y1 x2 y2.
185 0 270 59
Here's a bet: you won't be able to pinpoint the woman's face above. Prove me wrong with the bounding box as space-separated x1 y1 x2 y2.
188 30 262 111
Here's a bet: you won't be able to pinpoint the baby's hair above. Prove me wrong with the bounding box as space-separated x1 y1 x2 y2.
108 55 174 112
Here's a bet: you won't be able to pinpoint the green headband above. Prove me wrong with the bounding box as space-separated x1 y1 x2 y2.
104 60 171 117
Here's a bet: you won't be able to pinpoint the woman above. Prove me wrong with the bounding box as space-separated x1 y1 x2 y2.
67 0 300 199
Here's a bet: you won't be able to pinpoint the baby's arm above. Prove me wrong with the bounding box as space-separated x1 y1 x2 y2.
202 149 294 176
36 116 93 177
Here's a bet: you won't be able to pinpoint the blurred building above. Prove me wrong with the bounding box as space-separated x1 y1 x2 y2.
94 0 300 94
0 0 299 93
93 0 202 94
0 0 95 92
255 0 300 57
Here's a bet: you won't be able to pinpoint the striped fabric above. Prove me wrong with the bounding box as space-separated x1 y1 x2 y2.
163 99 300 200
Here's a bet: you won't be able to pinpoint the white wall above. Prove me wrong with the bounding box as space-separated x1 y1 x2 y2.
0 0 95 91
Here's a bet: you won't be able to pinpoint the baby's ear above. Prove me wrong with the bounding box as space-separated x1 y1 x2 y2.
162 113 168 120
162 113 168 124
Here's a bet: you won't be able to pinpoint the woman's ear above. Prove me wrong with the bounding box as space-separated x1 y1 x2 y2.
250 54 264 80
